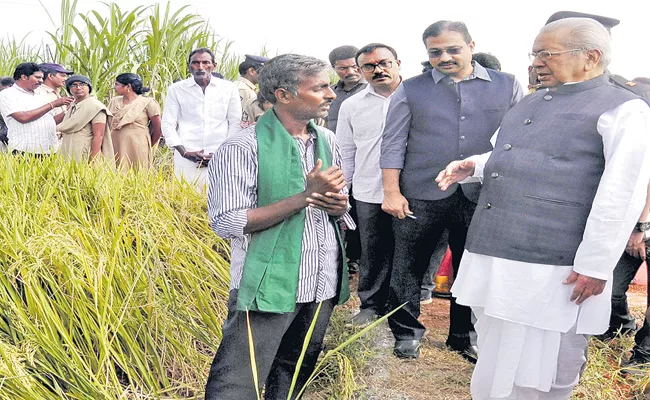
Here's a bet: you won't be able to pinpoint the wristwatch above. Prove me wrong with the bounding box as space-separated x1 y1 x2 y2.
635 221 650 232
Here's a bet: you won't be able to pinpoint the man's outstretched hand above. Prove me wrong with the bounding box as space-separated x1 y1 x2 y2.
435 159 476 191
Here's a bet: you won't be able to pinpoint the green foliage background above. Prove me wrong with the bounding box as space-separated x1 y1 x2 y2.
0 0 254 105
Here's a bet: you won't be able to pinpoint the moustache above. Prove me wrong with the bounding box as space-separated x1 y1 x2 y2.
438 62 457 67
372 74 390 80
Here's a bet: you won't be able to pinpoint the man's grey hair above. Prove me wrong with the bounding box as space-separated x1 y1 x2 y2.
540 17 612 70
258 54 330 104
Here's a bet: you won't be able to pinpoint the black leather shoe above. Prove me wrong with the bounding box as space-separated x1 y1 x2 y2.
394 339 420 359
446 340 478 364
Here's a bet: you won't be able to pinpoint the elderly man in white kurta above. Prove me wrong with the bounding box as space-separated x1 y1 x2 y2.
436 18 650 399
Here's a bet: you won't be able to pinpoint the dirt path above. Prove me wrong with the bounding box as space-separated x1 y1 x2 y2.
319 280 648 400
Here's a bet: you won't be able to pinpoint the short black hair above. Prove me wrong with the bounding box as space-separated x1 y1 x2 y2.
328 45 359 66
355 43 398 65
472 52 501 71
422 21 472 44
238 60 264 76
188 48 216 64
0 77 15 87
13 62 42 81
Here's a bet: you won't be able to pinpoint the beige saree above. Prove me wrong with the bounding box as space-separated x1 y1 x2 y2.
58 97 115 166
108 95 161 171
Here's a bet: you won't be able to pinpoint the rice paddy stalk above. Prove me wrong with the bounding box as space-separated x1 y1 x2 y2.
245 309 262 400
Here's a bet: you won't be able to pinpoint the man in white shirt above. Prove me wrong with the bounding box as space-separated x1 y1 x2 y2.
436 18 650 399
161 48 242 187
0 62 73 155
337 43 401 326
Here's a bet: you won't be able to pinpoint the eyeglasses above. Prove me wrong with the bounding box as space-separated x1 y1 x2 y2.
69 83 89 89
428 46 464 58
528 49 582 62
360 60 395 73
334 65 358 72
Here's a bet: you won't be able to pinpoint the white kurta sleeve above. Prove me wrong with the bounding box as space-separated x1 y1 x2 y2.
572 99 650 280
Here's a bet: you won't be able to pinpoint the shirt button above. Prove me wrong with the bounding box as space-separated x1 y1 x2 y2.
457 98 461 103
544 94 553 101
460 116 466 121
460 135 466 140
491 172 499 178
484 202 492 209
524 119 532 125
459 154 464 158
503 144 512 150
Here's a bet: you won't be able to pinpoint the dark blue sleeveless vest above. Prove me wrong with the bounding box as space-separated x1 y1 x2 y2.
465 74 639 265
400 69 515 202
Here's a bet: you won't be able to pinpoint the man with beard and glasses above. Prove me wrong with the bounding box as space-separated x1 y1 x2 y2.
337 43 402 326
204 54 354 400
380 20 523 360
161 48 242 188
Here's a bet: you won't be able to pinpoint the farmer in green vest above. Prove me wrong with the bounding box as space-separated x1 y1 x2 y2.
204 54 354 400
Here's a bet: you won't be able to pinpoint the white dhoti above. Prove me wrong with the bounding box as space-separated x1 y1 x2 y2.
173 151 209 191
453 251 611 400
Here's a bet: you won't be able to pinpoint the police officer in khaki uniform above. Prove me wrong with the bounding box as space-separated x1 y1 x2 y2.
545 11 650 102
236 54 269 125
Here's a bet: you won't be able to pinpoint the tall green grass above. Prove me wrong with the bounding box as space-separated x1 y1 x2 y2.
0 154 230 399
1 1 247 104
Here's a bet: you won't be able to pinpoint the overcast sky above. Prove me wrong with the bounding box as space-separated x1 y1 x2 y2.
1 0 648 87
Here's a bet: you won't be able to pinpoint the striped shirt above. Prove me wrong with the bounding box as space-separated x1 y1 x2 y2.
0 85 57 154
207 124 354 303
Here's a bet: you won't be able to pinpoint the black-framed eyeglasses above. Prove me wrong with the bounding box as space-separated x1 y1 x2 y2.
360 60 395 73
69 83 89 89
428 46 464 58
528 49 582 62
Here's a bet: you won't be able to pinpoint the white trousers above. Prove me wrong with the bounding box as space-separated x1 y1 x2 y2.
173 151 208 191
471 307 588 400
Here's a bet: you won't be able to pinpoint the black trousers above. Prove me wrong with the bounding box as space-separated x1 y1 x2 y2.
387 190 475 343
610 247 650 361
204 290 336 400
356 200 394 315
345 192 362 261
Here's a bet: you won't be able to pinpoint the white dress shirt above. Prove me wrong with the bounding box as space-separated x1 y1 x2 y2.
0 85 57 154
161 76 241 154
454 98 650 335
337 84 399 204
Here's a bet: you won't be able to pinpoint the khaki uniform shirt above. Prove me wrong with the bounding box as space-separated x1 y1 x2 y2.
237 77 263 123
35 85 67 116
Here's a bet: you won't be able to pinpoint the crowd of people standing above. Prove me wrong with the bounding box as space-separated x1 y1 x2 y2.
2 9 650 400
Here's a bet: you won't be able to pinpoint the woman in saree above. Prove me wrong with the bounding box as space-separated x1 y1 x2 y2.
57 75 114 164
108 73 162 170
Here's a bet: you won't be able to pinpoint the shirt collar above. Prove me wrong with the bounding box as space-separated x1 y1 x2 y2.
185 76 219 88
14 84 34 95
334 79 366 92
431 61 492 84
361 78 402 98
39 85 55 93
239 77 256 90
